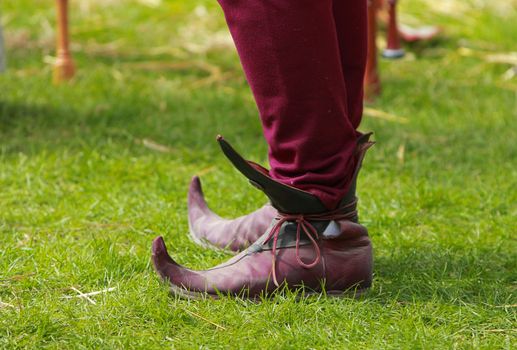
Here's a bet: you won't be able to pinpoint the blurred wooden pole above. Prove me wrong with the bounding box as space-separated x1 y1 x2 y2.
53 0 75 83
383 0 405 59
364 0 381 100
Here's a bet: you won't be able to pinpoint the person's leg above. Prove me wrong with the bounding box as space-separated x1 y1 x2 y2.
152 0 374 298
187 0 370 252
219 0 357 210
332 0 368 129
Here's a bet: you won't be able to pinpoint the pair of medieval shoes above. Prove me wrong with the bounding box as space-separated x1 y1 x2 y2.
151 134 374 299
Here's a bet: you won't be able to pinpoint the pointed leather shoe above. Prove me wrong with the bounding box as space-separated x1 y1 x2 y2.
152 135 374 299
188 133 373 253
188 176 276 252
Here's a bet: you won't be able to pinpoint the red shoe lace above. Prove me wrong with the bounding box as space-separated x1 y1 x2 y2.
263 199 358 287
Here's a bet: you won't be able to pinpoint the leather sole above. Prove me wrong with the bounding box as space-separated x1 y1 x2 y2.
167 283 369 301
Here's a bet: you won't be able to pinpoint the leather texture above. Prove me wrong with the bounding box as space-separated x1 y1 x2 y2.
153 218 372 298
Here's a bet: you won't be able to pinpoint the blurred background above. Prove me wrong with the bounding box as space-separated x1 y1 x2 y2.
0 1 516 348
1 0 515 153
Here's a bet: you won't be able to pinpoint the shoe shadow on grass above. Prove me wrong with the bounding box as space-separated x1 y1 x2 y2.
371 244 514 304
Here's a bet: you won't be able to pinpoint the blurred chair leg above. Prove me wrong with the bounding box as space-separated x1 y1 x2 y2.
53 0 75 83
364 0 381 100
382 0 405 59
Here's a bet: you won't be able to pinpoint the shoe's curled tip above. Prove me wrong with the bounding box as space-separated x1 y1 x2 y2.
152 236 177 269
190 176 202 192
188 176 211 219
152 236 166 255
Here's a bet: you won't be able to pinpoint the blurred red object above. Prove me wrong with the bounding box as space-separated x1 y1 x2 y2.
364 0 381 100
364 0 440 100
399 24 440 42
383 0 405 59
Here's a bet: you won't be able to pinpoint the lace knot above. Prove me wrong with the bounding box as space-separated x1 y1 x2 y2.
263 199 358 287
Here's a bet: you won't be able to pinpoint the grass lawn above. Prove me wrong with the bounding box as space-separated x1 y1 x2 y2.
1 0 516 348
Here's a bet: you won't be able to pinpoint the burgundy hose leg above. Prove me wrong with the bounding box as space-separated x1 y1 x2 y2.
332 0 368 130
217 0 358 210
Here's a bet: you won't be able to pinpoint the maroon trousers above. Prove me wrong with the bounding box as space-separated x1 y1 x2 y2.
218 0 367 210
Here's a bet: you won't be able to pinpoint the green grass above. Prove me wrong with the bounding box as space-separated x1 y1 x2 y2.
1 0 516 348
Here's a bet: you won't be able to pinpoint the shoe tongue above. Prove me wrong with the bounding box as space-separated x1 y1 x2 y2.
217 136 327 215
217 133 374 215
